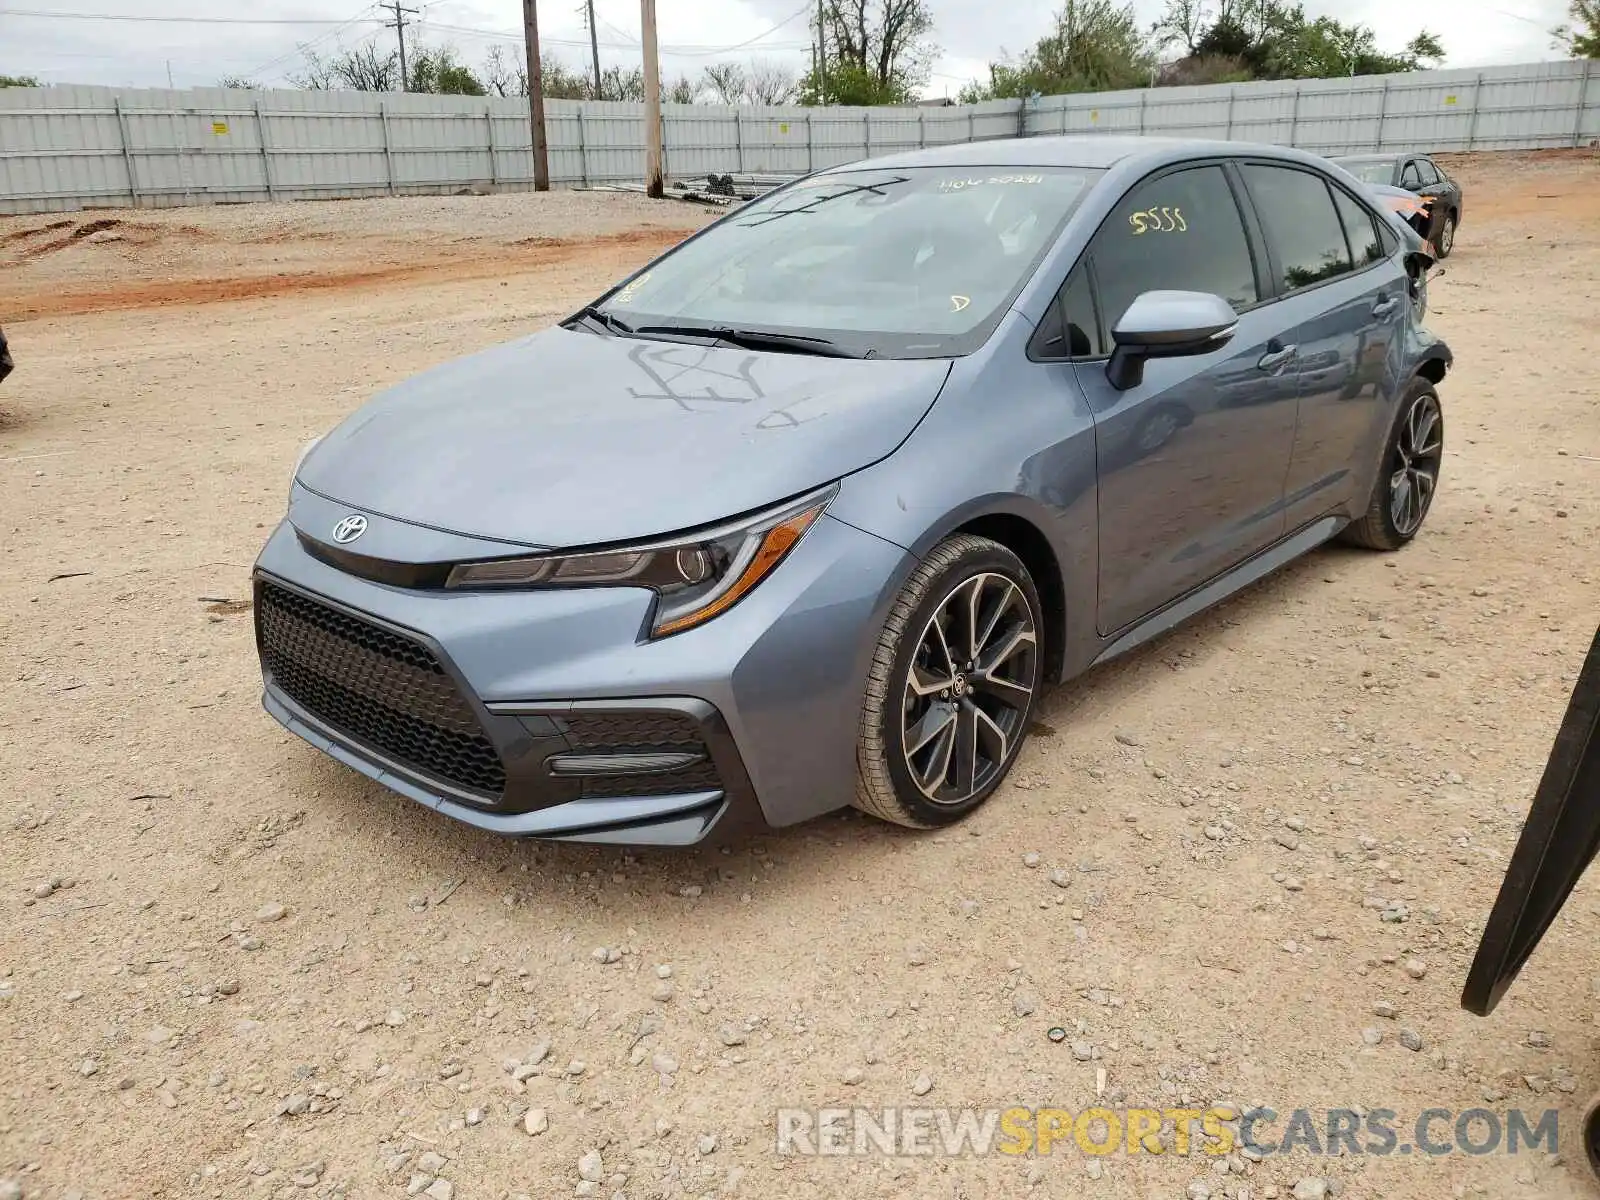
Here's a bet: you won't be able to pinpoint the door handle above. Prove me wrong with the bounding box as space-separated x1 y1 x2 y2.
1257 343 1297 372
1372 295 1401 318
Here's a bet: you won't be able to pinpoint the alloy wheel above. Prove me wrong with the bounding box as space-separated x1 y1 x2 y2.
1136 411 1180 453
900 572 1038 805
1439 215 1455 255
1389 391 1443 537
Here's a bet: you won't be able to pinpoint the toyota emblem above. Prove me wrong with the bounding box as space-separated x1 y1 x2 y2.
332 514 368 545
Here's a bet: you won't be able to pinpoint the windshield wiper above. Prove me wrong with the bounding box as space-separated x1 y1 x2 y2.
631 324 867 359
569 305 636 336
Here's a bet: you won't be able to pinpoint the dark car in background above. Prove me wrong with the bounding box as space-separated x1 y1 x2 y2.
0 326 12 385
1331 153 1463 257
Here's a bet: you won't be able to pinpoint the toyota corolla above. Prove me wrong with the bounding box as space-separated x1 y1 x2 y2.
253 136 1451 845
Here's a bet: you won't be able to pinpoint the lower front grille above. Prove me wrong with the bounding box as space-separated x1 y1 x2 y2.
256 580 505 798
559 709 724 799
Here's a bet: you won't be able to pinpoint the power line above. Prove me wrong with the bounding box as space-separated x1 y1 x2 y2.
2 3 816 54
0 7 386 24
416 9 814 56
242 5 379 82
593 0 815 55
1488 6 1554 26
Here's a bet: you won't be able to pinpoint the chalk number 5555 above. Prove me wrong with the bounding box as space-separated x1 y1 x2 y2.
1129 207 1187 235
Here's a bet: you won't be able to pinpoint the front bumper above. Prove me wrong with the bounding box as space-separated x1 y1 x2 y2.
252 507 913 844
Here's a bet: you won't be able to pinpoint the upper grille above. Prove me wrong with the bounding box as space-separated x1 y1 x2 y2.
257 581 505 798
560 709 723 799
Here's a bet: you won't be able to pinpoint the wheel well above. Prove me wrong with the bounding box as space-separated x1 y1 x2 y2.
954 513 1067 682
1416 356 1448 385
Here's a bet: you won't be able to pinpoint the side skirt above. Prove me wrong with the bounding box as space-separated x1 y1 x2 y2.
1089 515 1345 669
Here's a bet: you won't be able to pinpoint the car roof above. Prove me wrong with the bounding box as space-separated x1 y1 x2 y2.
1331 153 1408 164
830 135 1332 174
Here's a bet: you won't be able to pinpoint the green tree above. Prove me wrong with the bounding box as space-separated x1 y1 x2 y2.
543 57 596 99
408 46 485 95
798 0 936 104
1554 0 1600 57
962 0 1155 101
1 74 43 88
663 75 700 104
1182 0 1443 78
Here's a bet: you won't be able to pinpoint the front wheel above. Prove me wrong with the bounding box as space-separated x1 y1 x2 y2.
1339 378 1443 551
854 535 1043 828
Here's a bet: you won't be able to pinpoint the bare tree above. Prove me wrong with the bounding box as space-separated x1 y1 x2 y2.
349 43 403 91
217 75 258 89
818 0 936 100
288 48 341 90
482 44 521 97
1150 0 1210 54
701 61 747 105
744 58 798 104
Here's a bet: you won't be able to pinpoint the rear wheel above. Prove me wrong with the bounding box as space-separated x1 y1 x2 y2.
1437 211 1457 258
854 535 1042 828
1583 1094 1600 1180
1340 378 1443 551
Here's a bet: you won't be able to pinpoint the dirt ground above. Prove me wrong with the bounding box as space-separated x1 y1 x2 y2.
1 150 1597 1200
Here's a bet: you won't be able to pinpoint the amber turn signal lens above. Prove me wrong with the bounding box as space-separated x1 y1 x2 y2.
652 504 824 637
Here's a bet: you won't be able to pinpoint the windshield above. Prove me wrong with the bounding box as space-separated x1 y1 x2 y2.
597 166 1100 358
1336 159 1397 185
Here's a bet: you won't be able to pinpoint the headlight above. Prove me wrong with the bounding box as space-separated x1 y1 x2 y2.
445 486 835 638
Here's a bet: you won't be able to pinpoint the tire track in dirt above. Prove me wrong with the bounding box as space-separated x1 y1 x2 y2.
0 227 696 320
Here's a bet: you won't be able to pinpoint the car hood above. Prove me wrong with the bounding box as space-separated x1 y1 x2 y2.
298 327 952 548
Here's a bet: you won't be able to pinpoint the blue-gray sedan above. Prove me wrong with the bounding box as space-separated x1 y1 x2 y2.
254 136 1452 845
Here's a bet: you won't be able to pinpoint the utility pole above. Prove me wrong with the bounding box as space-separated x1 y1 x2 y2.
816 0 827 104
523 0 550 190
641 0 663 197
381 0 417 90
584 0 602 101
381 1 417 91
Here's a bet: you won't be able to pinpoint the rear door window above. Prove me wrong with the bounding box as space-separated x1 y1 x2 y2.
1331 186 1386 266
1089 164 1260 332
1416 159 1440 186
1241 164 1354 293
1400 160 1422 189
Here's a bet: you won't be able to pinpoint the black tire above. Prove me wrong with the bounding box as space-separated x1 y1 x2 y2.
1436 211 1456 258
1339 377 1444 551
854 534 1043 828
1583 1094 1600 1180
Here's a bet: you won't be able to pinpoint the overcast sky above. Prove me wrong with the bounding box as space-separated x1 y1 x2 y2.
1 0 1572 94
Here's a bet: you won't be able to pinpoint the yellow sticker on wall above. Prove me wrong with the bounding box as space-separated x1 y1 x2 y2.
779 122 790 133
1090 110 1099 123
1444 94 1457 106
212 121 229 135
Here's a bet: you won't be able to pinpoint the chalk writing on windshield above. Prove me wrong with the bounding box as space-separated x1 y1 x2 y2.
613 272 652 304
938 174 1045 192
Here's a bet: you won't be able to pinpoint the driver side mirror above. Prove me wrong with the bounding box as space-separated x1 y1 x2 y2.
1106 290 1238 391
